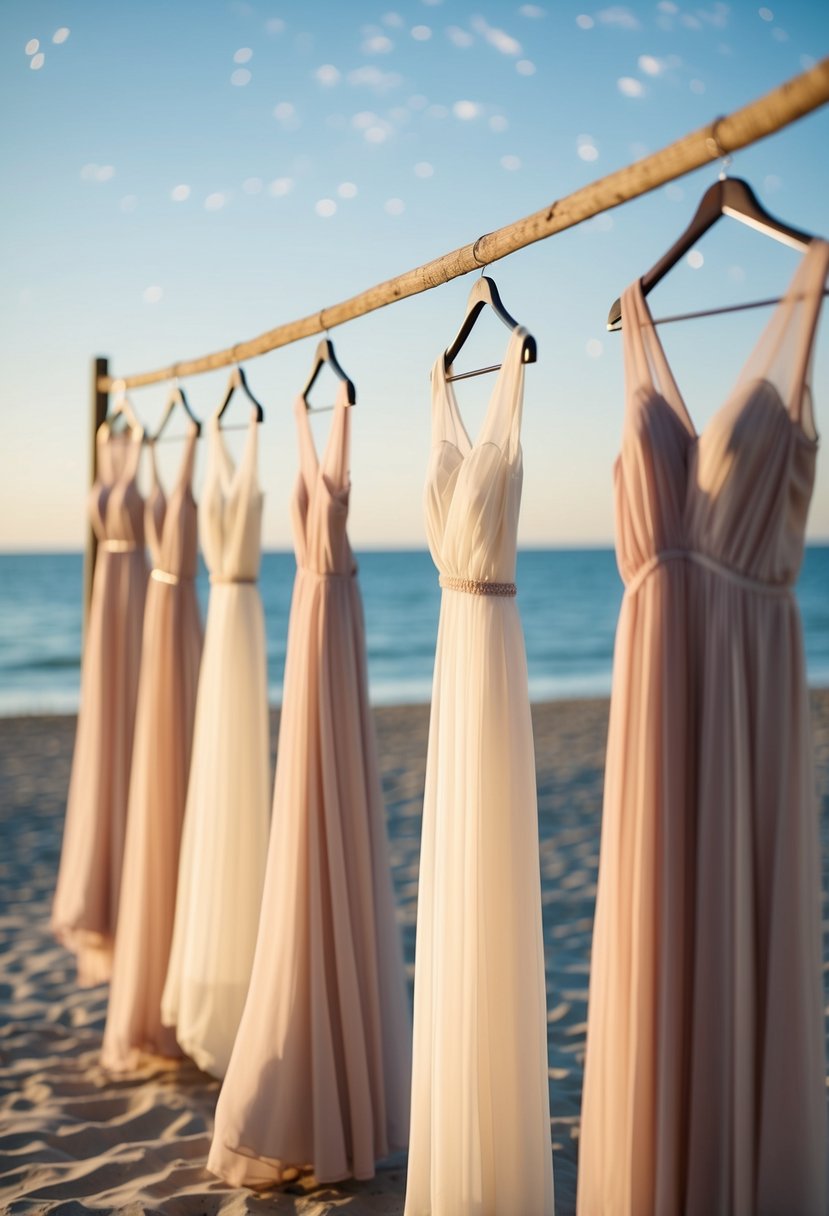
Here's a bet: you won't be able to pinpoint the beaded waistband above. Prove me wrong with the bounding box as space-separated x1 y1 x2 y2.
209 574 257 585
151 569 194 586
439 574 517 598
100 539 137 553
626 548 793 598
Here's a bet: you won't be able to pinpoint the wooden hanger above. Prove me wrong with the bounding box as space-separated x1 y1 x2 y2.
607 175 815 331
215 364 265 423
444 275 537 381
301 338 356 409
152 381 202 441
101 380 144 437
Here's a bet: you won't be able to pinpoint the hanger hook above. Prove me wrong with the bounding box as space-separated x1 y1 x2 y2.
471 233 488 270
318 308 330 337
706 116 732 180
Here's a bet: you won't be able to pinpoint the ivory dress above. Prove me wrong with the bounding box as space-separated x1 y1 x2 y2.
161 410 270 1079
209 385 410 1187
52 426 148 986
404 331 554 1215
578 242 829 1216
102 429 203 1070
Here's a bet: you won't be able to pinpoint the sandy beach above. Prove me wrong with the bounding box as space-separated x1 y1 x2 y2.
1 692 827 1216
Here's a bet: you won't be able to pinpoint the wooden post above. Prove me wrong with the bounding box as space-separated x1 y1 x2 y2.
83 356 109 639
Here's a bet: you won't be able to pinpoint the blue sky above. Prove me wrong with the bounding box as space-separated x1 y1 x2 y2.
1 0 828 549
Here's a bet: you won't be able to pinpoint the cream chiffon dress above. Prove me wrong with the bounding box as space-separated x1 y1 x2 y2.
162 410 270 1078
578 242 829 1216
102 429 202 1070
405 331 554 1216
208 386 410 1187
52 427 148 985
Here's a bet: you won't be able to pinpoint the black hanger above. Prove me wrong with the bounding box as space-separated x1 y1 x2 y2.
607 176 815 331
152 381 202 441
301 338 356 408
101 381 144 437
444 275 537 381
215 364 265 423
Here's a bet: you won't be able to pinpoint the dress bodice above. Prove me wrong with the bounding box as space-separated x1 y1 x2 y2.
615 241 828 590
200 411 263 581
291 384 356 577
146 428 200 579
89 428 146 549
425 328 527 585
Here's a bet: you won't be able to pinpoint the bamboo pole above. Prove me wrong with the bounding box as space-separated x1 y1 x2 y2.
100 56 829 393
83 357 109 631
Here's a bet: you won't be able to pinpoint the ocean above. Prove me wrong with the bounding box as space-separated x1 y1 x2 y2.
0 547 827 716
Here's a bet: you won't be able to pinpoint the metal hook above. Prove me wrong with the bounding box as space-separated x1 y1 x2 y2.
471 234 488 269
706 116 733 180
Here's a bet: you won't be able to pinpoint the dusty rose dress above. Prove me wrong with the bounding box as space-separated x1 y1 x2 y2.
208 385 411 1187
578 241 829 1216
101 428 203 1070
52 426 148 985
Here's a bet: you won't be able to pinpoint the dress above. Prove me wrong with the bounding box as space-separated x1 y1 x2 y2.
404 331 555 1215
52 426 148 986
578 241 829 1216
208 385 411 1187
101 428 203 1070
161 410 270 1079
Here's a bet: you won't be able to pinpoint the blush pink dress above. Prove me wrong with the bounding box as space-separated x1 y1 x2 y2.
52 426 148 986
578 241 829 1216
101 428 203 1070
208 385 411 1187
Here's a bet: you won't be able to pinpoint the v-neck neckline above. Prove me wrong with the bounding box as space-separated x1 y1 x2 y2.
632 239 825 443
436 327 525 456
212 411 255 500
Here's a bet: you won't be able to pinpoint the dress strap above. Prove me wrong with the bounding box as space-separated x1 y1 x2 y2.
177 423 199 492
623 281 692 434
476 327 528 463
321 381 352 491
430 353 472 454
786 240 829 432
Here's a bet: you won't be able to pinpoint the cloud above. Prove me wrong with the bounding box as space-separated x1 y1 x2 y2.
347 65 403 91
470 15 521 55
446 25 475 47
617 76 645 97
596 6 640 30
453 99 481 119
314 64 341 86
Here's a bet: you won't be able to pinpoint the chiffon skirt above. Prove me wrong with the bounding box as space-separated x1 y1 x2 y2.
101 576 202 1069
52 547 147 985
578 561 826 1216
405 591 554 1216
209 569 411 1186
161 584 270 1078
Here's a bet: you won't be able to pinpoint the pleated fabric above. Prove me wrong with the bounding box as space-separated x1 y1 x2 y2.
404 332 555 1216
52 426 148 986
101 428 203 1070
578 241 829 1216
161 410 270 1079
208 384 411 1187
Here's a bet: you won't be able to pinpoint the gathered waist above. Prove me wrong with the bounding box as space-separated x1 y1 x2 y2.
209 574 257 586
151 568 195 586
439 574 517 598
626 548 794 598
100 538 138 553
